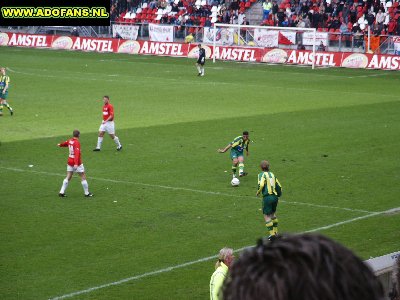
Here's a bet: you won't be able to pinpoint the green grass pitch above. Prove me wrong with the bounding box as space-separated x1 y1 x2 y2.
0 46 399 300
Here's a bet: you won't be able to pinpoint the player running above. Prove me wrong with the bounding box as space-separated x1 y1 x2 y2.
0 67 13 116
256 160 282 241
93 95 122 151
58 130 93 197
196 44 206 77
218 131 250 178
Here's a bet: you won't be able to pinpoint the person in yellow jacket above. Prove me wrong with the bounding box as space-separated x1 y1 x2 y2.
210 247 235 300
263 0 272 20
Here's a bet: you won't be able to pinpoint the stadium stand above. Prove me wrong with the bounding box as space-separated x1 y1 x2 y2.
112 0 400 36
112 0 260 26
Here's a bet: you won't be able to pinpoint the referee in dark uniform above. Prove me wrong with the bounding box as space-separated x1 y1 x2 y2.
196 44 206 76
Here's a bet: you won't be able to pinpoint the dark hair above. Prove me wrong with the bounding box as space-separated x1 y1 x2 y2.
224 233 384 300
73 130 80 138
389 257 400 300
243 131 249 136
103 95 110 100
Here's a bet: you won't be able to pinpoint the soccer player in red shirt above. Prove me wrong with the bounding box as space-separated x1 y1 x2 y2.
93 95 122 151
57 129 93 197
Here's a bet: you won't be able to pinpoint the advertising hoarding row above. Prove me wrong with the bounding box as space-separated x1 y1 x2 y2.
1 32 399 70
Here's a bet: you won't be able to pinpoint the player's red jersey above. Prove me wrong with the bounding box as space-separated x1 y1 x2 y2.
103 103 114 121
58 138 82 166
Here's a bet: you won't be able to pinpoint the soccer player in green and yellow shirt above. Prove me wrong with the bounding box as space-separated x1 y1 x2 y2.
0 67 13 116
218 131 250 178
256 160 282 241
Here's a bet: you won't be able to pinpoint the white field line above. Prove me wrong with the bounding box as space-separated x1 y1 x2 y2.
0 166 373 214
6 67 400 99
48 206 400 300
348 73 391 78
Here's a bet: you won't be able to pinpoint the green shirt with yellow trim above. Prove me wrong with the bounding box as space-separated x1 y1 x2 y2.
257 171 282 197
0 74 10 92
230 135 249 153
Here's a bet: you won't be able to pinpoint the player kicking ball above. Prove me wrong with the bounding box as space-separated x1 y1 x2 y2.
218 131 250 178
93 95 122 151
196 44 206 77
57 130 93 197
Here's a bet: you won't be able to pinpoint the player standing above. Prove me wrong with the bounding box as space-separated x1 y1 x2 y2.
218 131 250 177
93 95 122 151
256 160 282 241
58 130 93 197
196 44 206 76
0 67 13 116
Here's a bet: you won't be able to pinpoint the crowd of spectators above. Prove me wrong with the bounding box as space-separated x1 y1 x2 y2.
261 0 400 35
111 0 400 37
111 0 257 28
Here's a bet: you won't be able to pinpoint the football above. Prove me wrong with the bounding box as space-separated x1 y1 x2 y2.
231 177 240 187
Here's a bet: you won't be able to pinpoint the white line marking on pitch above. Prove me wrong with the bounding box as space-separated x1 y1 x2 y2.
48 207 399 300
348 73 390 79
0 166 373 214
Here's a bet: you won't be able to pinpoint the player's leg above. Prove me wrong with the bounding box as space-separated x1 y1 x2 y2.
238 155 247 176
59 170 73 197
231 156 239 178
196 63 201 75
271 213 278 236
108 122 122 150
263 197 276 240
78 167 93 197
200 62 205 76
264 215 275 240
3 101 13 115
1 93 13 115
0 98 3 116
94 127 105 151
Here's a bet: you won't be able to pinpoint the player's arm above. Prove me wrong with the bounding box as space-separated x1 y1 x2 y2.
256 175 265 196
57 141 68 147
218 143 232 153
73 145 81 168
2 77 9 93
275 178 282 197
245 142 249 156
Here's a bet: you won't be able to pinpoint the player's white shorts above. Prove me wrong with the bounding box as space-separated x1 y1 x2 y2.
67 164 85 173
99 121 115 134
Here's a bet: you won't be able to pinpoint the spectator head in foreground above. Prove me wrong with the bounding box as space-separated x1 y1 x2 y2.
389 256 400 300
210 247 234 300
223 233 384 300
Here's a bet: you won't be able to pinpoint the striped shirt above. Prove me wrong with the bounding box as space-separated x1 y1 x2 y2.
0 74 10 91
230 136 249 152
257 171 282 197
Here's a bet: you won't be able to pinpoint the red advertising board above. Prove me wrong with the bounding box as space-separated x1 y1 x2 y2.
1 32 399 70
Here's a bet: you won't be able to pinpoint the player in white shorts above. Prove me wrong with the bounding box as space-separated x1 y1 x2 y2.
57 129 93 197
93 95 122 151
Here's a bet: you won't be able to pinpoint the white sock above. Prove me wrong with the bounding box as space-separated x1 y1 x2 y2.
96 137 103 149
60 178 69 194
196 65 201 73
113 136 121 147
201 67 204 75
81 180 89 195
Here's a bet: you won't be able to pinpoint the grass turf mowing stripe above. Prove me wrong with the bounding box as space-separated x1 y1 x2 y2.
0 166 374 214
48 207 399 300
6 67 400 99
